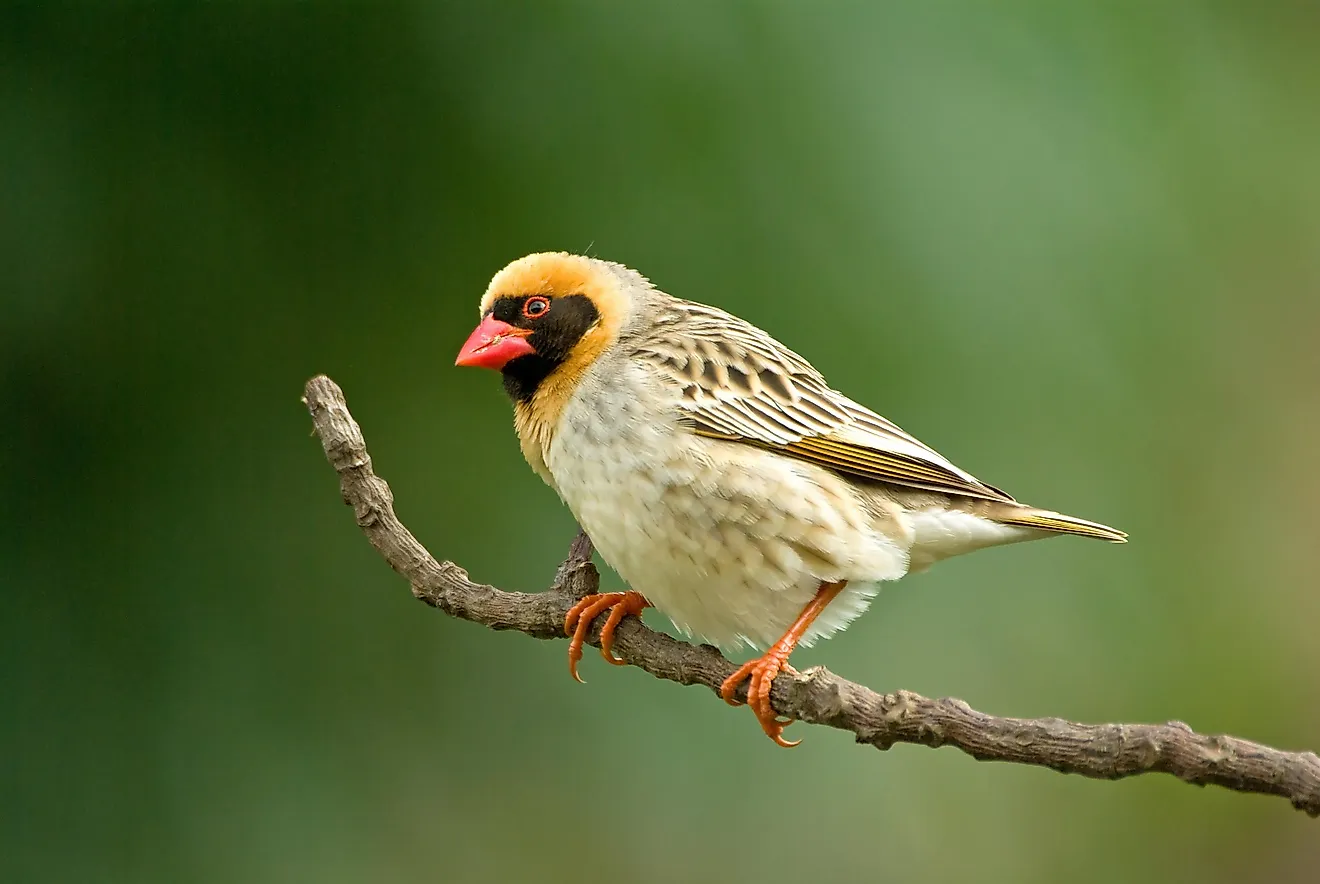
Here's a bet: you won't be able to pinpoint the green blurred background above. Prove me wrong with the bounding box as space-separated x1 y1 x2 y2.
5 3 1319 882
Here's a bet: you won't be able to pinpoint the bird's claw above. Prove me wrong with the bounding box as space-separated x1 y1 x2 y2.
563 591 650 682
720 650 801 747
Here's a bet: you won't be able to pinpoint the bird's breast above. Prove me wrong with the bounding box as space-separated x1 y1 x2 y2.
539 370 909 649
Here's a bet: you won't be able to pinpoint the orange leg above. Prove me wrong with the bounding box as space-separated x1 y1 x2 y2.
719 580 848 747
563 591 650 683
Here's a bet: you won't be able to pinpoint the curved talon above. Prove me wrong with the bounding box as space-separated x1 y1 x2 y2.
563 591 650 681
720 650 800 747
600 593 648 664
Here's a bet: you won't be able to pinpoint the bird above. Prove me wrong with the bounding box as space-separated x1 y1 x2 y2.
454 252 1125 746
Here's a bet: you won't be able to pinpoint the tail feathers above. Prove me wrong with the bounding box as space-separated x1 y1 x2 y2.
995 508 1128 543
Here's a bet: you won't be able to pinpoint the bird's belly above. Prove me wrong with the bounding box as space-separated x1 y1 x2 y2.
545 425 908 650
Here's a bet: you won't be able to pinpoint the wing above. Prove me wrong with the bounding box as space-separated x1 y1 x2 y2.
633 299 1015 502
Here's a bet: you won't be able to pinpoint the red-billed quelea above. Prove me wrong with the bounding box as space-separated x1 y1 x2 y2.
455 252 1125 746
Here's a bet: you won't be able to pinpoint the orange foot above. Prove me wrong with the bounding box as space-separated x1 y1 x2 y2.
720 648 800 747
563 591 650 683
719 579 848 748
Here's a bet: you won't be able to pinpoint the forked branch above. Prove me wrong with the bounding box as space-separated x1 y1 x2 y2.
302 374 1320 817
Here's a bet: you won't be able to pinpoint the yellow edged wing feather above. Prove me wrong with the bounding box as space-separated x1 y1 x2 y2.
993 510 1127 542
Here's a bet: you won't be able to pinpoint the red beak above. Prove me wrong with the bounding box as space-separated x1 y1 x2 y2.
455 316 536 370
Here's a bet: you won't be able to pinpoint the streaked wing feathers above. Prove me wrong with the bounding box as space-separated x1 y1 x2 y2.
634 300 1015 502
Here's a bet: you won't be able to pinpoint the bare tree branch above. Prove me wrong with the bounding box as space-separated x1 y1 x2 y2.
302 374 1320 817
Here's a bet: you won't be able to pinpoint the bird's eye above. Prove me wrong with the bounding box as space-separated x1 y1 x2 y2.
522 296 550 319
